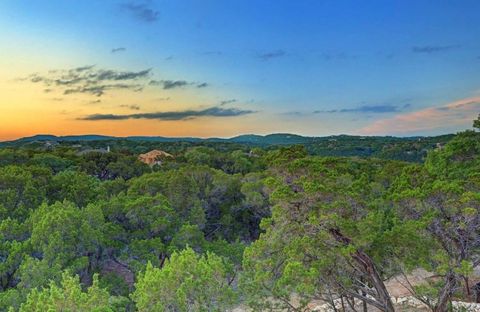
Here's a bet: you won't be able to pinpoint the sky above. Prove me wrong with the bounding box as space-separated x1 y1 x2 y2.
1 0 479 141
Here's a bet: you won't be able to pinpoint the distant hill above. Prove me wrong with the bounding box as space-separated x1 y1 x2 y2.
0 132 457 162
2 133 314 145
229 133 312 145
12 134 117 143
1 133 453 146
2 134 201 144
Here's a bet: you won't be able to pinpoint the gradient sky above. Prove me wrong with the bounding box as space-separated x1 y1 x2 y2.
1 0 480 140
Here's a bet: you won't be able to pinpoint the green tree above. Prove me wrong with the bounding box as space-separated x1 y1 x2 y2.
392 131 480 311
0 165 50 220
100 194 179 273
19 272 114 312
98 178 129 200
29 154 73 174
473 114 480 130
168 224 206 253
101 194 178 241
128 169 206 229
184 147 215 167
241 157 404 312
30 201 105 276
0 257 63 310
0 218 31 293
238 172 270 240
0 149 29 166
132 248 236 312
230 150 253 174
48 170 99 207
15 256 62 292
79 151 150 181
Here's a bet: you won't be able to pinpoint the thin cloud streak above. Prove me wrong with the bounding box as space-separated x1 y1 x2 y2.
149 80 208 89
412 45 461 54
78 106 256 121
121 2 159 23
360 97 480 135
257 50 286 61
119 104 141 110
111 47 127 53
22 66 151 96
19 66 207 97
315 104 409 114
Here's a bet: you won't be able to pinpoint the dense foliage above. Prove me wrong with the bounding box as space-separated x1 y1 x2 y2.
0 124 478 311
1 132 454 163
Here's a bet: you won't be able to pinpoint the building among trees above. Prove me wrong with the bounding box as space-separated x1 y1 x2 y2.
138 149 174 166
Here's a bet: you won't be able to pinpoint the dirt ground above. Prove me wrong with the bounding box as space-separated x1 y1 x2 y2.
232 268 480 311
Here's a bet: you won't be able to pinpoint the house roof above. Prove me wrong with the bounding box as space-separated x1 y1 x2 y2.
138 149 174 165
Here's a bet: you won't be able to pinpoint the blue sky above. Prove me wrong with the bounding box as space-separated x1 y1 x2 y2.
0 0 479 139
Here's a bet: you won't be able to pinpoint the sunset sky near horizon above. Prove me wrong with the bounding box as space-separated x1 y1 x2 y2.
1 0 480 141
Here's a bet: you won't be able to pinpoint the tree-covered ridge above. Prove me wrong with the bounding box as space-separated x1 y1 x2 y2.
1 132 454 163
0 122 478 311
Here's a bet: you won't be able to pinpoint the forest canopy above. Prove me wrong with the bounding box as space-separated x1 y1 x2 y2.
0 123 479 311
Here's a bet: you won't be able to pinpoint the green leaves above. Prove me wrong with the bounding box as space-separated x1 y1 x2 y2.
474 114 480 130
19 272 114 312
391 129 480 309
241 155 424 310
1 127 478 311
48 170 99 207
30 201 104 271
132 248 236 312
0 165 50 220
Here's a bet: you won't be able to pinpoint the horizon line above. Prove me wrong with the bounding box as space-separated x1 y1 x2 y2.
0 131 460 144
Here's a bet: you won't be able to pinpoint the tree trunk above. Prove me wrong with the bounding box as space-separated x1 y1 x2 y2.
360 277 368 312
464 276 470 298
474 282 480 303
340 295 346 311
352 250 395 312
362 293 368 312
433 271 456 312
329 228 395 312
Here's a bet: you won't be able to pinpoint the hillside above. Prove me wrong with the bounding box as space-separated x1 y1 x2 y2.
0 130 478 311
1 133 455 162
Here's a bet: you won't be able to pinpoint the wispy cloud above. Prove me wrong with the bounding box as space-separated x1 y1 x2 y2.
121 2 159 23
64 83 144 97
78 106 256 121
155 97 170 102
219 99 236 106
119 104 141 110
94 69 151 81
149 80 188 89
412 45 461 54
258 50 286 61
149 80 208 90
319 51 351 61
200 51 223 56
20 66 207 97
111 47 126 53
71 65 95 72
315 104 409 114
22 66 151 96
360 97 480 135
